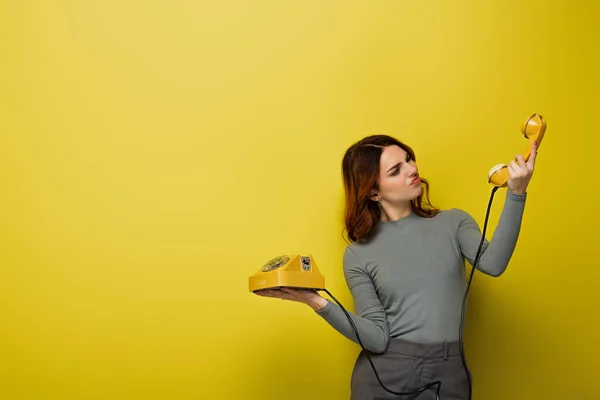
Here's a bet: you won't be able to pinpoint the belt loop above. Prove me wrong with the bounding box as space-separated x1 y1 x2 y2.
443 341 448 360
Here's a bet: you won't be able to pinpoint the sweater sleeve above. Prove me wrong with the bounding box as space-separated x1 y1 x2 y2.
455 190 527 277
315 246 390 353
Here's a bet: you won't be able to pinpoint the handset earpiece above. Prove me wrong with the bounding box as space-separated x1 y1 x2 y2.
488 113 547 187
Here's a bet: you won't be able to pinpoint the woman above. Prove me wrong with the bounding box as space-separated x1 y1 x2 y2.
256 134 537 399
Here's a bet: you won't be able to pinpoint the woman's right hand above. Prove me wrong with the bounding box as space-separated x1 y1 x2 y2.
255 288 328 311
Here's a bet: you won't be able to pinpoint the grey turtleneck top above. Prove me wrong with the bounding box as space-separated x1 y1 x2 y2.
316 191 526 353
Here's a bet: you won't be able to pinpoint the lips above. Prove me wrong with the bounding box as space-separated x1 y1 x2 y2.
411 176 420 186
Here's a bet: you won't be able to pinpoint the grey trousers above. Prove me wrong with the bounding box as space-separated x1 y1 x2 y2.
350 338 471 400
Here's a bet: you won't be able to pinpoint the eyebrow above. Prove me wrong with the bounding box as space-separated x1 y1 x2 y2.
387 162 402 173
387 153 411 173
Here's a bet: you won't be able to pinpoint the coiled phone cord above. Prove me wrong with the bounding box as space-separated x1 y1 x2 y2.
320 185 499 400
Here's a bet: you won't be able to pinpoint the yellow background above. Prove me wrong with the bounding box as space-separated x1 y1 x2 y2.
1 1 598 399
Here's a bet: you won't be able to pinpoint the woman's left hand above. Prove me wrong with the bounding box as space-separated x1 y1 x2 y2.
508 140 538 194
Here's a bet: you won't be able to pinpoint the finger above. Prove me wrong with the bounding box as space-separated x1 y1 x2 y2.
259 290 283 298
527 141 537 168
507 163 517 178
509 160 521 176
515 154 527 170
272 289 297 299
278 293 297 301
281 288 304 296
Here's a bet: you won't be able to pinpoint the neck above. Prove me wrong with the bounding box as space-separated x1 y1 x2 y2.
380 201 414 222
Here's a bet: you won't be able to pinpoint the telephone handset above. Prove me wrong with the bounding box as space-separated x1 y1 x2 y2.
488 113 547 187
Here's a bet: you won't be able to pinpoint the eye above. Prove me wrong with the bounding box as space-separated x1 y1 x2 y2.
391 168 400 176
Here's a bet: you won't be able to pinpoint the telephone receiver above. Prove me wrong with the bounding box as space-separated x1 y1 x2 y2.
488 113 547 187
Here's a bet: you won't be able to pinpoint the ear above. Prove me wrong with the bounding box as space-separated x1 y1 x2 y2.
369 189 380 202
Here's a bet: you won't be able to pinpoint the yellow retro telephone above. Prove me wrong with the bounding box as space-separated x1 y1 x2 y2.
250 114 547 400
248 254 324 292
488 113 546 187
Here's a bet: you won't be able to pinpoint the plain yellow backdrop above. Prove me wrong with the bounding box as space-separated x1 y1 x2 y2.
1 1 598 399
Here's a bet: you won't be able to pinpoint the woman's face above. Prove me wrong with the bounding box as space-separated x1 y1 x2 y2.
374 145 422 204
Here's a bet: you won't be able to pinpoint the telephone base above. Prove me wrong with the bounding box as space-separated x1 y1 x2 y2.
249 254 325 292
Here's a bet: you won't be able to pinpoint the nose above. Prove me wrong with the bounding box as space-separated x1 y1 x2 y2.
407 164 418 176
